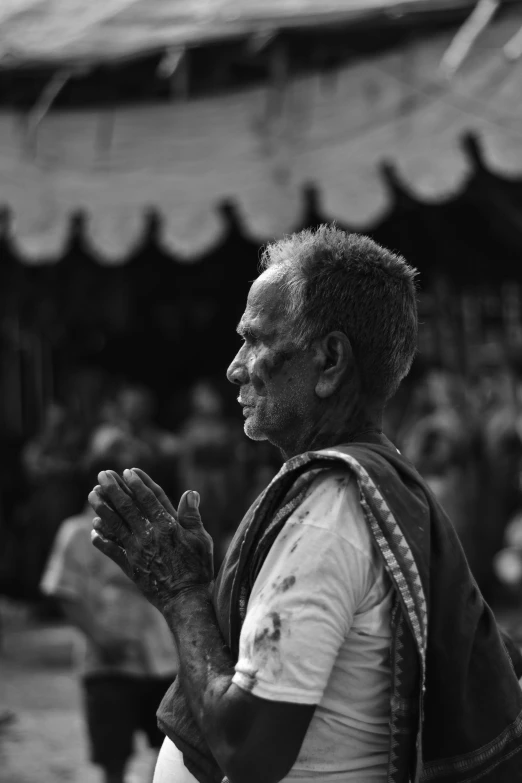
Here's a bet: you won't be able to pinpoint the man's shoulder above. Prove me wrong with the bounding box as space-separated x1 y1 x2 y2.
305 465 357 501
294 466 372 549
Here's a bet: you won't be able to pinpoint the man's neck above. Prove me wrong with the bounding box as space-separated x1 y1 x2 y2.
276 407 383 460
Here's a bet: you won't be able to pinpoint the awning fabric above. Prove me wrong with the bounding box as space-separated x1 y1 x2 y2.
1 4 521 260
0 1 479 67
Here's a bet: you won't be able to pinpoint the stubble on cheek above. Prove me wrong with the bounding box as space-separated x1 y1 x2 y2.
257 347 309 427
245 345 313 450
243 348 294 440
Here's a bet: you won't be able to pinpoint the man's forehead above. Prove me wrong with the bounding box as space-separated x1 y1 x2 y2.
238 271 286 328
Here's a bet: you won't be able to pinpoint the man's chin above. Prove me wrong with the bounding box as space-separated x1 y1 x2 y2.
243 416 269 442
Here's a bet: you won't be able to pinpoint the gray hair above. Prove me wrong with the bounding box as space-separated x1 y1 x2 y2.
259 225 418 404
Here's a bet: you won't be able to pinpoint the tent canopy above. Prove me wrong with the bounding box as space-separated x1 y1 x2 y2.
0 0 483 68
1 1 522 260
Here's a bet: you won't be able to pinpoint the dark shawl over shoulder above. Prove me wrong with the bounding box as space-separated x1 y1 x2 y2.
157 434 522 783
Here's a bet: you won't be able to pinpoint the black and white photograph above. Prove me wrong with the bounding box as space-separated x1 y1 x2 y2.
1 2 522 782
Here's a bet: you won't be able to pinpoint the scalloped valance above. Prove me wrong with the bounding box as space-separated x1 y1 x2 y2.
1 4 522 262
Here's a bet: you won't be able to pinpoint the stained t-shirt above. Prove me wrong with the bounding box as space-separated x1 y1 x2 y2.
232 469 393 782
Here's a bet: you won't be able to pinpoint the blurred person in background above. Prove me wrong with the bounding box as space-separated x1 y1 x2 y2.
493 392 522 640
41 434 178 783
471 345 522 601
400 369 481 573
117 385 181 462
18 401 86 601
91 383 182 503
90 227 522 783
178 380 241 567
494 507 522 614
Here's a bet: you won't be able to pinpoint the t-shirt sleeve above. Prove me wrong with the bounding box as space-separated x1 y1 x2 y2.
232 472 377 704
40 520 90 601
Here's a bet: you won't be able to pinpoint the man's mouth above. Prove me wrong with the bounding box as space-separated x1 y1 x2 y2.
238 398 255 416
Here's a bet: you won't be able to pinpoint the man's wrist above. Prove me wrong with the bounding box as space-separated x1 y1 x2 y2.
161 582 213 617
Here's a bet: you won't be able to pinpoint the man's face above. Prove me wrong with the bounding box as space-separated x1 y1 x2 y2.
226 270 319 445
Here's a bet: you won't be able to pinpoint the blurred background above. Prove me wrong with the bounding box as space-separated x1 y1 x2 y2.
2 1 522 781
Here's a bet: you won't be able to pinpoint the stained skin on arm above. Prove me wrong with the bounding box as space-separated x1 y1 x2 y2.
161 587 315 783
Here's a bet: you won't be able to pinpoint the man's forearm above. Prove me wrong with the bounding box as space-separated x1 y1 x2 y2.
162 587 236 721
162 588 250 766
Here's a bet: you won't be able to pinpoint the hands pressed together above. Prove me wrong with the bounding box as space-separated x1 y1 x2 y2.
88 469 214 614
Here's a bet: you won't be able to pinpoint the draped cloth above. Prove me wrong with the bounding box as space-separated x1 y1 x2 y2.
157 433 522 783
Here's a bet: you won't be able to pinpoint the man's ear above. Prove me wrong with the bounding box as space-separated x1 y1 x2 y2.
315 331 354 399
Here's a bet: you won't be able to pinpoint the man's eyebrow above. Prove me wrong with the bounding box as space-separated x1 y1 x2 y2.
236 321 268 338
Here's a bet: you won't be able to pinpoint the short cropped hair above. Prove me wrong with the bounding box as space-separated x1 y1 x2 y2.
260 225 418 404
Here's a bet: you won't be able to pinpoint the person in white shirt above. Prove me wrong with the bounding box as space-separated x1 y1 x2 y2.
42 448 178 783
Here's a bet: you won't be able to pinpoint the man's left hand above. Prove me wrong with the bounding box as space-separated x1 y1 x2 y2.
88 469 214 613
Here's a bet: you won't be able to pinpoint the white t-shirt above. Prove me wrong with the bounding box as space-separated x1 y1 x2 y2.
154 469 393 783
232 469 393 782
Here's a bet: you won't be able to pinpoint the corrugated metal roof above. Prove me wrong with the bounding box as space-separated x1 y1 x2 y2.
0 0 480 68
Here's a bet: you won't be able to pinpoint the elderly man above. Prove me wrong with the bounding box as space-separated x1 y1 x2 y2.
89 227 522 783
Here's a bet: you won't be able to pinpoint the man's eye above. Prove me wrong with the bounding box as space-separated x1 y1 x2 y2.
242 332 258 344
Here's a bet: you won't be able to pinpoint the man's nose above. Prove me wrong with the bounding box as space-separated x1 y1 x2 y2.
226 351 249 386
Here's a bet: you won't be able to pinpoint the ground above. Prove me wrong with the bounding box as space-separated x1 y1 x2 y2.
0 600 160 783
1 598 521 783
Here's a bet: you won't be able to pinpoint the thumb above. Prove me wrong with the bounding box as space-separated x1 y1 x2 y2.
177 490 203 531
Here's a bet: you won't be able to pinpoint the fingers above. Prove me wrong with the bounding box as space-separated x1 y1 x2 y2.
105 469 135 500
122 469 176 527
88 487 132 546
177 490 204 532
130 468 177 518
91 526 131 577
97 471 150 534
